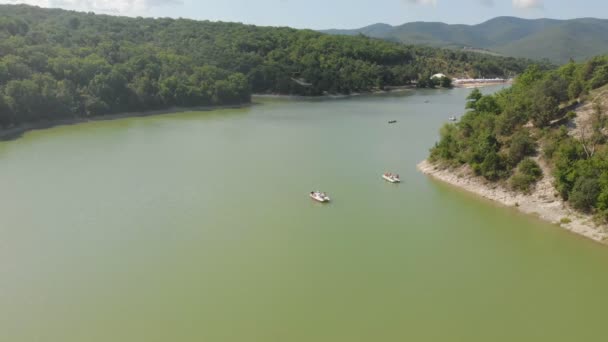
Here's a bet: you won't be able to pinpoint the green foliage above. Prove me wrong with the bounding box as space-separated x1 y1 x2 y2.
480 150 506 181
430 55 608 217
519 158 543 179
440 76 453 88
0 4 535 127
465 89 483 111
507 130 537 166
566 111 577 120
570 176 601 212
510 158 543 193
529 89 559 127
430 124 460 163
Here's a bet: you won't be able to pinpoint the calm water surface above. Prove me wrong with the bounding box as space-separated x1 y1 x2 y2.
2 87 608 341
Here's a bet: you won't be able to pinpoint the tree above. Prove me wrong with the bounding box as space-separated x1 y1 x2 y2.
440 76 452 88
480 151 504 181
4 79 41 123
465 89 483 111
529 90 558 127
0 95 13 127
0 4 536 127
570 176 600 212
510 158 543 193
475 96 501 115
568 77 584 100
508 130 537 166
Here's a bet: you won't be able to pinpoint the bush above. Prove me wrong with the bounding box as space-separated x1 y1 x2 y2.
508 130 537 167
566 111 577 120
519 158 543 178
570 176 600 212
480 151 506 181
509 159 543 193
440 76 452 88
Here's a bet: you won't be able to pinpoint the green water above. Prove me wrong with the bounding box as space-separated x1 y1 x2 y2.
2 87 608 341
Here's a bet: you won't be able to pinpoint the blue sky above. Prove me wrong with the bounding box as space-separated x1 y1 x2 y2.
0 0 605 29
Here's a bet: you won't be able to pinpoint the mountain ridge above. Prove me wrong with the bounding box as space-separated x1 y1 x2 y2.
321 17 608 63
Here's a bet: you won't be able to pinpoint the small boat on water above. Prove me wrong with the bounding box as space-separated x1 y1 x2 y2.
449 116 458 122
310 191 331 203
388 120 398 124
382 173 401 183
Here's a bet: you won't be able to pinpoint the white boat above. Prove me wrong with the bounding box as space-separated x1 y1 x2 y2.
310 191 331 203
449 116 458 122
382 173 401 183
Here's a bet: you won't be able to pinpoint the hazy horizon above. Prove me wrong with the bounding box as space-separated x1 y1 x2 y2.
0 0 605 29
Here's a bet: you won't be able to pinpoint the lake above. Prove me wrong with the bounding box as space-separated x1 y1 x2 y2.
2 87 608 341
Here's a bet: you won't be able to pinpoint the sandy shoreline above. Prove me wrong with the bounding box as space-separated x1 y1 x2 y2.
454 80 513 88
417 159 608 244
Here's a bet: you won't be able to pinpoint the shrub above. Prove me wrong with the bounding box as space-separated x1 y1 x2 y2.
570 176 600 212
566 111 577 120
440 76 452 88
510 159 543 193
480 151 506 181
508 130 537 167
519 158 543 179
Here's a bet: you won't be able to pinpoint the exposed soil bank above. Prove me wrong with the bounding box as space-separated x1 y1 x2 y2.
418 159 608 244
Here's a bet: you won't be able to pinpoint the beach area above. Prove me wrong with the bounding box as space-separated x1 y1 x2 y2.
453 79 513 88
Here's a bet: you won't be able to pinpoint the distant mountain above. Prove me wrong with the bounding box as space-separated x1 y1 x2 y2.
322 17 608 63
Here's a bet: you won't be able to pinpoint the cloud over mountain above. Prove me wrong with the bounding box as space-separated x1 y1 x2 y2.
403 0 438 6
512 0 544 9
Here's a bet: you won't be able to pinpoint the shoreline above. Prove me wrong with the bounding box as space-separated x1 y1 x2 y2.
417 159 608 244
252 86 416 100
453 80 513 88
0 83 508 141
0 103 251 141
0 87 417 141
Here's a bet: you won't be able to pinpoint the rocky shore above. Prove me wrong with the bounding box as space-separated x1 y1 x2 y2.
418 159 608 243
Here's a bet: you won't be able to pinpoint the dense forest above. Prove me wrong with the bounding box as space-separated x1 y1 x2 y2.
0 4 541 128
429 55 608 221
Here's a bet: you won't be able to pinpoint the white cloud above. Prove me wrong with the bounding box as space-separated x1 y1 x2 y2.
0 0 183 14
403 0 493 8
403 0 438 6
512 0 544 9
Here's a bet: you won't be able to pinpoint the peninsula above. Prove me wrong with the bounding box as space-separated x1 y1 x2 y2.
419 57 608 243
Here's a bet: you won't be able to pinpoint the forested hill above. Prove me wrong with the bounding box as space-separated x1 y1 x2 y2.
323 17 608 64
0 5 537 128
429 55 608 220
